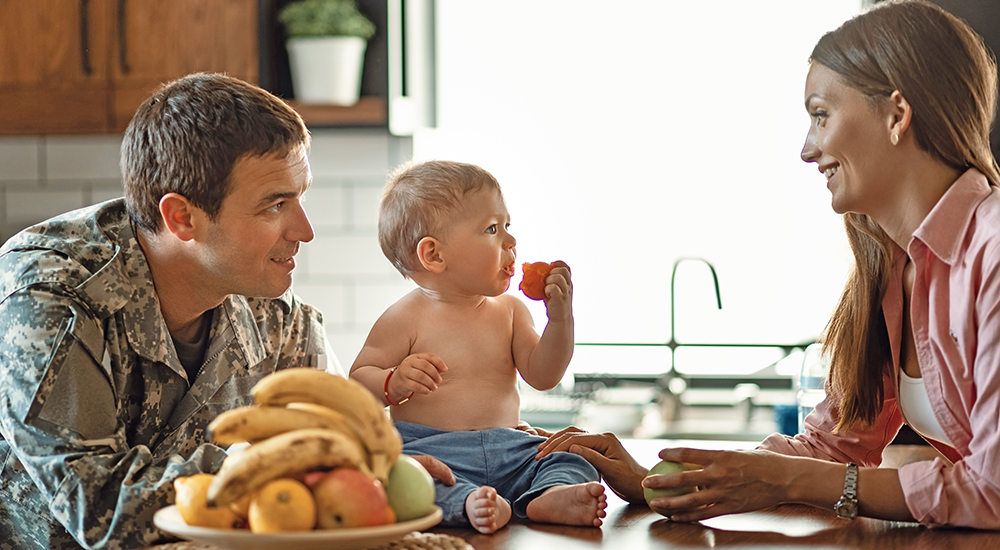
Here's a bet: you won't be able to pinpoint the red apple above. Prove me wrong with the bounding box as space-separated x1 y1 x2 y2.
310 468 395 529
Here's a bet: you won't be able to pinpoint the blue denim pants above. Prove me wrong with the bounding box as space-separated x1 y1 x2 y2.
395 421 600 525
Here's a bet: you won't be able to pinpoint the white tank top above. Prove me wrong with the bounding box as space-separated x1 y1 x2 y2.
898 370 952 446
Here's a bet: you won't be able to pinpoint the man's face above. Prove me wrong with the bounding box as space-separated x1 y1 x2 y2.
196 148 315 299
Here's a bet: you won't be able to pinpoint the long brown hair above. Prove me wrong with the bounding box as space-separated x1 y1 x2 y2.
812 0 1000 431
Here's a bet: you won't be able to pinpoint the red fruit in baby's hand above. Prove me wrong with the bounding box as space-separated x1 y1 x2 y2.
519 262 554 301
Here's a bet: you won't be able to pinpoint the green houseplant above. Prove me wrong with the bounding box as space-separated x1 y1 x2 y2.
279 0 377 105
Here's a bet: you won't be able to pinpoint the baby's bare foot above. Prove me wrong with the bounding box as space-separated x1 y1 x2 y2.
525 482 607 527
464 486 512 534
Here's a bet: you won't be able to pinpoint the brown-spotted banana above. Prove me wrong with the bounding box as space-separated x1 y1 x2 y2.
206 428 370 507
251 368 402 482
206 404 358 446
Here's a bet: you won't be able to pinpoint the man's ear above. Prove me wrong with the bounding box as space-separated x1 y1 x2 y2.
158 193 198 241
416 236 446 274
888 90 913 142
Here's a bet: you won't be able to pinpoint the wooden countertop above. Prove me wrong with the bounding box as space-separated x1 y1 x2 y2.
147 441 1000 550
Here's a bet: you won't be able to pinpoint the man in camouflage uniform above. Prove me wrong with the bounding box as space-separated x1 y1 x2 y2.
0 73 341 549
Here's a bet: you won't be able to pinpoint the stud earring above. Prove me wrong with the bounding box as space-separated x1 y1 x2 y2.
890 132 899 145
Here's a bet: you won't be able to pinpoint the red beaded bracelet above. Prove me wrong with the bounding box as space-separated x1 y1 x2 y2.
384 366 414 406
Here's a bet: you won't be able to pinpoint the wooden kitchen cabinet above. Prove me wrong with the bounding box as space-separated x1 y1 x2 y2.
0 0 257 135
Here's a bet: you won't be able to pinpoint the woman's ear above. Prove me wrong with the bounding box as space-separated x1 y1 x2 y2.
158 193 198 241
887 90 913 144
416 236 446 274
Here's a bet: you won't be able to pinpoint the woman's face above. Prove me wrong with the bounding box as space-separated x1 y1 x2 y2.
800 63 896 216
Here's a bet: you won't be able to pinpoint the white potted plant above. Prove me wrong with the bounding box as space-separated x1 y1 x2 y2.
279 0 377 105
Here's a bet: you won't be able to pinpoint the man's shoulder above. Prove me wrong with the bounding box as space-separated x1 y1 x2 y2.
0 200 130 294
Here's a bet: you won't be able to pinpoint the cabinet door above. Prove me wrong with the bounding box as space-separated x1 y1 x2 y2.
0 0 115 134
111 0 258 130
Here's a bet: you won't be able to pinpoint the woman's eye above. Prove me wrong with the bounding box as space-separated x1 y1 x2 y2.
811 110 827 126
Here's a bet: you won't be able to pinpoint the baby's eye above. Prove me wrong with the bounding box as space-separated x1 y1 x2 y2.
485 224 497 234
505 222 511 231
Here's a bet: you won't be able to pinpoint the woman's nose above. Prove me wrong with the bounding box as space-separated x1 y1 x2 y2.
801 129 819 163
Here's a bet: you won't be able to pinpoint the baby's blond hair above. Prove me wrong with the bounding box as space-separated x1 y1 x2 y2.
378 160 503 277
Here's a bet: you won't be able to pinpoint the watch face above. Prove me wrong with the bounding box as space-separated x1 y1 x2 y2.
836 500 858 518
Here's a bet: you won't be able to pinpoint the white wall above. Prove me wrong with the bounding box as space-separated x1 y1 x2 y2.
414 0 864 375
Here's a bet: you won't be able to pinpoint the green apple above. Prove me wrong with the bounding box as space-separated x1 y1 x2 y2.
643 460 700 517
385 455 436 522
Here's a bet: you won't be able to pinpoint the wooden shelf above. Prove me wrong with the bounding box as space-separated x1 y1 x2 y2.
286 96 387 127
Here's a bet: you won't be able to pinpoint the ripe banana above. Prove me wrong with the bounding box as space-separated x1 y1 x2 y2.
251 368 402 482
206 404 358 446
207 428 370 507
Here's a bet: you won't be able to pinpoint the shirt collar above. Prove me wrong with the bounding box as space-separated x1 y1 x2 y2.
912 168 992 265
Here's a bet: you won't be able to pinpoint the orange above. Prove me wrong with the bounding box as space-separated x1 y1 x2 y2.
229 491 253 520
519 262 554 301
248 478 317 533
173 473 244 529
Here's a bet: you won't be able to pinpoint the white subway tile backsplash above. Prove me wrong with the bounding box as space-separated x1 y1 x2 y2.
6 188 88 230
353 280 417 328
308 130 391 177
352 185 381 229
293 281 348 326
326 330 372 370
0 137 41 181
90 188 124 205
303 187 345 229
307 234 397 276
45 136 122 180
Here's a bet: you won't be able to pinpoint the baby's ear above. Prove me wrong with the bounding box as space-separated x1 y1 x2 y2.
416 237 446 273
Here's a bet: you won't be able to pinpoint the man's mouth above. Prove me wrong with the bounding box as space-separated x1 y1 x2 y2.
824 166 839 181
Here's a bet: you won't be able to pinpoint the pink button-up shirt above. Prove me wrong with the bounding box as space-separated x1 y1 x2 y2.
760 168 1000 528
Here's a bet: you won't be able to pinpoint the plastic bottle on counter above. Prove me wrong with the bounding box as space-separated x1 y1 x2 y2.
797 343 831 434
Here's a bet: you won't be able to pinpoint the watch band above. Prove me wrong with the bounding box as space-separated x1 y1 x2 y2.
834 462 859 519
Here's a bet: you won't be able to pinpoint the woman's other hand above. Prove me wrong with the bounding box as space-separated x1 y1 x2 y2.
645 447 793 522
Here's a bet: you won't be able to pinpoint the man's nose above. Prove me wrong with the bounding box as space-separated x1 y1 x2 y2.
290 201 315 243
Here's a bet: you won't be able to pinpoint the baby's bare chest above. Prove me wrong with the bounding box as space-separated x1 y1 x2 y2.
411 311 516 372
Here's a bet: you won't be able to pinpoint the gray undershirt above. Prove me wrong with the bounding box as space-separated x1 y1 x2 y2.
172 310 213 382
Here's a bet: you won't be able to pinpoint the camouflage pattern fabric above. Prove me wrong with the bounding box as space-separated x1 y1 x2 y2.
0 199 334 549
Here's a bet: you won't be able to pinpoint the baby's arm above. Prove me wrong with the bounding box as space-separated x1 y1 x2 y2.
350 306 448 406
512 261 574 391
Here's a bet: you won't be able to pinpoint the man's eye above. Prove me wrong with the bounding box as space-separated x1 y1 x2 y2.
268 202 285 212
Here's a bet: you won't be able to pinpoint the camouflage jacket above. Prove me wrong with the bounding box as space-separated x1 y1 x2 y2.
0 200 337 550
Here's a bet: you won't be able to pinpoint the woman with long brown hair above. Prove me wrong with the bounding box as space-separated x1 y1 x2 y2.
536 0 1000 528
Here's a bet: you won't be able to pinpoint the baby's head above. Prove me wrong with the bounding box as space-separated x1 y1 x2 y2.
379 160 504 278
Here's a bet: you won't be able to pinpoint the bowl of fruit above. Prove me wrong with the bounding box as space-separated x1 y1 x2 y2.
155 369 442 550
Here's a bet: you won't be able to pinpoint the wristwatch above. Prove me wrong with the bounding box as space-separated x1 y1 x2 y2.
834 462 859 519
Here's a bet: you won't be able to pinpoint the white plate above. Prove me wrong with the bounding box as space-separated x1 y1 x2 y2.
153 505 443 550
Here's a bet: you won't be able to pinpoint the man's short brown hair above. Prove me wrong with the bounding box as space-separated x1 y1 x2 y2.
121 72 310 233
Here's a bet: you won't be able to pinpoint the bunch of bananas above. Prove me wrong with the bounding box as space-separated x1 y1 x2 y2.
205 368 402 508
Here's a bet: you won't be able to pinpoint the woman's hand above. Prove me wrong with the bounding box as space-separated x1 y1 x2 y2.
536 426 649 504
645 447 794 522
515 421 554 437
408 454 456 486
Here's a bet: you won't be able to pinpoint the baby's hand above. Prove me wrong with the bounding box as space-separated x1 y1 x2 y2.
543 260 573 322
387 353 448 403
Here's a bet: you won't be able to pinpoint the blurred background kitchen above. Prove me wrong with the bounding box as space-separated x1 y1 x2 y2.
2 0 995 442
